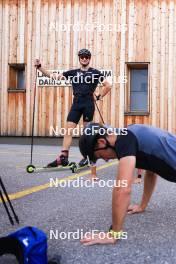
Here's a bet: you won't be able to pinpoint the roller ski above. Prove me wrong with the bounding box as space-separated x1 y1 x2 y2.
26 162 77 174
26 151 78 174
73 157 91 172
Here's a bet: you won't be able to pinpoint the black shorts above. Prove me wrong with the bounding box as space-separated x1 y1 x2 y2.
67 97 95 124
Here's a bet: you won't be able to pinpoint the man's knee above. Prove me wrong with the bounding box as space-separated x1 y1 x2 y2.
65 122 77 136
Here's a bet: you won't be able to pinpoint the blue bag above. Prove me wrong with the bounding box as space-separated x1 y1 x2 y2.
8 226 48 264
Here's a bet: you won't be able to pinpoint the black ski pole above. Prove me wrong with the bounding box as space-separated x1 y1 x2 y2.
0 189 14 225
0 177 19 224
94 99 105 124
30 67 38 165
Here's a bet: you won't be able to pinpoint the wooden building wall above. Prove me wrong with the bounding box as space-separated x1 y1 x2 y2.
124 0 176 133
0 0 176 136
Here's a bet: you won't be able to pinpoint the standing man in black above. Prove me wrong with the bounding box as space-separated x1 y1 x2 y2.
35 49 111 168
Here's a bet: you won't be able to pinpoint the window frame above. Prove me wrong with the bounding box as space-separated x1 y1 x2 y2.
8 63 26 92
125 62 150 115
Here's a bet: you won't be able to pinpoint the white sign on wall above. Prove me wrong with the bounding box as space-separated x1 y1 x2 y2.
37 69 113 86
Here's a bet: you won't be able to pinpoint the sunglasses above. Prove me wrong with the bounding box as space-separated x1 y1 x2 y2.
79 55 90 60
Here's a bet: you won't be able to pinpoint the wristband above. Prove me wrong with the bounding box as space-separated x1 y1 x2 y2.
108 229 123 239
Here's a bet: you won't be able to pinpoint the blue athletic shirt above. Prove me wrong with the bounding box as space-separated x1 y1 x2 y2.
63 68 104 96
115 124 176 182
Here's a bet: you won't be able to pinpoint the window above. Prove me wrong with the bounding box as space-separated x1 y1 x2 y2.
125 63 149 114
9 63 26 90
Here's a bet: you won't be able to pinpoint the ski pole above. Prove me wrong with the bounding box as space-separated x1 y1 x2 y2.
0 177 19 224
30 67 38 165
94 99 105 125
0 189 14 225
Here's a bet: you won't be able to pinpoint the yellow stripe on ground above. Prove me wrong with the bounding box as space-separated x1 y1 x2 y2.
0 161 118 202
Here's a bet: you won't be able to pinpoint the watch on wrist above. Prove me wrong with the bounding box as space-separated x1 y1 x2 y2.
109 229 123 239
108 225 123 239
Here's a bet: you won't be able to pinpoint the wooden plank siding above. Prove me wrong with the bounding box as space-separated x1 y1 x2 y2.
0 0 176 136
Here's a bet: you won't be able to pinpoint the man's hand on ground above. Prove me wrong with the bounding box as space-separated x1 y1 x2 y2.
127 204 145 214
87 174 100 181
80 232 116 246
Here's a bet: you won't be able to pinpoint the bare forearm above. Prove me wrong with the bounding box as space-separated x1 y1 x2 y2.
38 67 64 81
112 188 131 231
112 157 135 231
140 171 157 210
91 165 96 175
101 84 111 97
38 67 51 78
